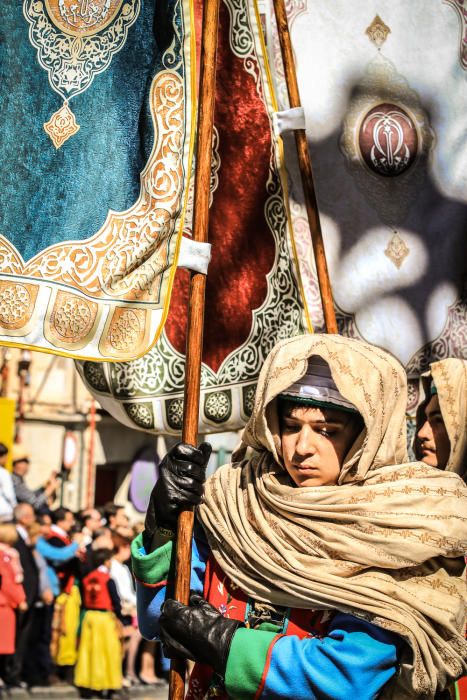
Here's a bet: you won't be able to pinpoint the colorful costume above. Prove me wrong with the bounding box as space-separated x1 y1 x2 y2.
47 525 81 666
134 335 467 699
74 566 123 692
0 543 25 654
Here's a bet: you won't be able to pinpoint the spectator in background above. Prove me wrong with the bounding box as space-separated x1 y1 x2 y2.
91 527 114 551
36 513 82 598
0 523 26 687
11 447 59 515
110 532 164 686
74 548 123 696
0 443 16 523
47 508 82 683
104 502 129 531
79 508 103 546
23 522 55 687
5 503 40 687
111 532 141 686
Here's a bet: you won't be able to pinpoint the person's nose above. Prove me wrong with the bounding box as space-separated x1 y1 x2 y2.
417 419 432 443
295 424 317 456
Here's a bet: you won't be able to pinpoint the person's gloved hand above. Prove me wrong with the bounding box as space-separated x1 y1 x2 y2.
159 594 243 675
145 442 212 536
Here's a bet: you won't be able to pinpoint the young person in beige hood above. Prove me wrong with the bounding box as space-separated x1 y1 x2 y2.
415 358 467 480
133 334 467 699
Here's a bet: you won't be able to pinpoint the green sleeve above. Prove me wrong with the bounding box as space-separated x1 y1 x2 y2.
224 628 278 700
130 532 173 585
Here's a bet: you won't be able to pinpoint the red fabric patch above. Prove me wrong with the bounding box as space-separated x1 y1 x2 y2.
165 0 275 372
457 676 467 698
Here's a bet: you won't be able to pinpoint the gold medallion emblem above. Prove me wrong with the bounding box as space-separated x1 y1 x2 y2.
24 0 139 147
44 101 80 149
44 0 125 37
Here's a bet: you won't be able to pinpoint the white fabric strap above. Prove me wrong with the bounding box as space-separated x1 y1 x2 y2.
273 107 306 135
177 237 212 274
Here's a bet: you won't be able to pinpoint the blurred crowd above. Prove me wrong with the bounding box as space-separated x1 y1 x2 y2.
0 442 167 698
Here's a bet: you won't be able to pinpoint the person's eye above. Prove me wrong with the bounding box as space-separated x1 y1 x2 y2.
283 421 299 432
318 428 335 437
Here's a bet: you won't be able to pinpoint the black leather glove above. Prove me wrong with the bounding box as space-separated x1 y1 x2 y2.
159 594 243 675
145 442 212 536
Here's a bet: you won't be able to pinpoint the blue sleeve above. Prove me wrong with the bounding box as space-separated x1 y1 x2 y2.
262 613 402 700
36 536 79 564
136 535 209 641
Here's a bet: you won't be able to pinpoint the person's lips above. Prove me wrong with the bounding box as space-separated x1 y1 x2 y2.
293 463 318 473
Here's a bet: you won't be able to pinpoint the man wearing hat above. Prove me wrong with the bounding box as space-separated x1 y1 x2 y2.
12 446 59 515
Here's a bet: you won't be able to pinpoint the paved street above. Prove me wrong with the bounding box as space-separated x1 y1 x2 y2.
1 684 169 700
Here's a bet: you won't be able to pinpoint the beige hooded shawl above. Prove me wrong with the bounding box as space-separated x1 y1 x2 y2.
197 335 467 698
415 358 467 480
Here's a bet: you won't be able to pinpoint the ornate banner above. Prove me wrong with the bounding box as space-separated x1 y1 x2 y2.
0 0 195 361
77 0 311 434
265 0 467 413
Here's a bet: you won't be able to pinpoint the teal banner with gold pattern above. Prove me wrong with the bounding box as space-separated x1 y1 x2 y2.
0 0 195 361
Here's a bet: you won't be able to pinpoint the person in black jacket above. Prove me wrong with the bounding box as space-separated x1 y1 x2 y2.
5 503 39 687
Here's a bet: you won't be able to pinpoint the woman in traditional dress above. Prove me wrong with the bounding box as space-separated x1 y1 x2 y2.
133 334 467 699
74 548 123 695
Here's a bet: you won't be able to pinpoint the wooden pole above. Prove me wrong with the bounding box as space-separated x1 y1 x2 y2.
272 0 338 333
169 0 220 696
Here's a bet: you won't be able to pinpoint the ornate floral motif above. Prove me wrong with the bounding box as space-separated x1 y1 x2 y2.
406 294 467 376
45 0 125 36
24 0 140 146
0 282 38 330
24 0 139 100
204 391 232 424
407 378 420 414
223 0 254 58
82 361 109 392
223 0 263 97
242 384 256 418
101 307 147 357
46 291 98 346
166 397 184 430
443 0 467 70
124 402 154 429
365 15 391 49
43 101 80 148
384 231 410 268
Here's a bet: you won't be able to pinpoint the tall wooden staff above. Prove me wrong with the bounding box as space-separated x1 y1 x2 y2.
169 0 221 697
272 0 337 334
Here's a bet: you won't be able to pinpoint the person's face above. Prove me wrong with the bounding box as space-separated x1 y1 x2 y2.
40 515 52 538
85 510 102 533
19 505 35 528
0 453 7 467
280 404 362 487
417 395 451 470
59 511 75 533
111 508 129 529
13 459 29 476
118 543 131 562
